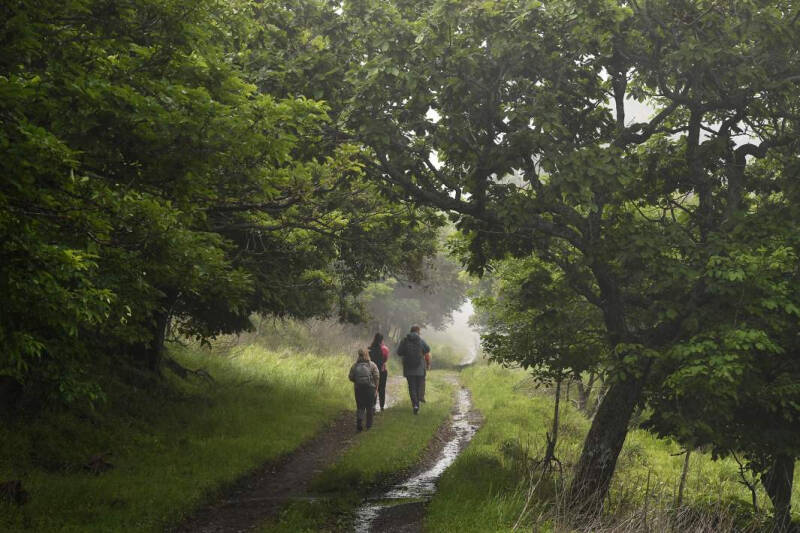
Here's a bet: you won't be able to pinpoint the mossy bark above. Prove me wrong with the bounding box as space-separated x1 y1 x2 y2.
763 454 795 532
565 375 643 514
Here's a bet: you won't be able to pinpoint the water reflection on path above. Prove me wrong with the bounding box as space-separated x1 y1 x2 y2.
353 386 478 532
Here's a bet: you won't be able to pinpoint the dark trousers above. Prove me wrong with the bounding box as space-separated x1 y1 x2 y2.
355 385 375 429
376 370 388 410
406 375 425 408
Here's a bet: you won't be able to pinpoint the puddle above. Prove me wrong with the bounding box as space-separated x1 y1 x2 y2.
353 386 479 532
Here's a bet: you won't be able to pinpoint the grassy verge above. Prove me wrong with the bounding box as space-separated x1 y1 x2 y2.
0 344 352 532
262 371 457 532
425 363 798 532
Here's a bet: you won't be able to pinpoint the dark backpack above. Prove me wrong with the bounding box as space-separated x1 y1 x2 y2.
400 335 423 369
369 344 383 370
353 361 373 387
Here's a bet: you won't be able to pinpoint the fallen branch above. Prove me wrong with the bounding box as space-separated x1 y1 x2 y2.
164 357 215 384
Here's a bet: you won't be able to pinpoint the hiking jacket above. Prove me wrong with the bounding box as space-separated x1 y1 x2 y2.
379 343 389 372
397 332 430 377
369 342 390 372
348 360 380 388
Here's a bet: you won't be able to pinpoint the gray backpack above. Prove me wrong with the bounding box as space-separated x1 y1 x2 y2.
353 362 372 386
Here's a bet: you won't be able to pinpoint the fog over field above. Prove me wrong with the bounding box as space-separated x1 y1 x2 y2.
423 300 480 364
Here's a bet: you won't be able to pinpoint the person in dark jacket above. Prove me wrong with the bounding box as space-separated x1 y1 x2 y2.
348 348 380 431
369 333 390 411
396 325 431 414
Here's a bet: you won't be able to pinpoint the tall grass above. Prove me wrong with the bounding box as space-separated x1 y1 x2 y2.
0 344 353 532
425 362 797 532
237 316 368 357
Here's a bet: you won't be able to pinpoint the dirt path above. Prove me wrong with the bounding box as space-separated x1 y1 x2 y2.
354 376 483 533
174 376 405 532
367 502 426 533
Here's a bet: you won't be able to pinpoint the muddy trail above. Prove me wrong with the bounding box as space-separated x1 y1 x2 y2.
174 376 406 532
354 379 482 533
174 373 482 533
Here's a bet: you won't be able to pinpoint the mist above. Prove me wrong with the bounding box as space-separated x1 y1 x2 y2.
421 300 480 365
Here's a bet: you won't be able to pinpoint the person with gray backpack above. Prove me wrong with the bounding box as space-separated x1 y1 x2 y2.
396 325 431 414
348 348 380 431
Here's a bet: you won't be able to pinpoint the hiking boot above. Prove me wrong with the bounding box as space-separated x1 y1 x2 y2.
413 405 419 415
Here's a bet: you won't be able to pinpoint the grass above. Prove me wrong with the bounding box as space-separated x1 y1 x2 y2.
313 371 455 492
9 344 789 532
424 362 799 532
262 370 457 532
0 343 353 532
428 343 469 370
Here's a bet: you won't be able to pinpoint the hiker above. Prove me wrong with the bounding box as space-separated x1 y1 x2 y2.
396 325 431 414
369 333 390 412
348 348 380 431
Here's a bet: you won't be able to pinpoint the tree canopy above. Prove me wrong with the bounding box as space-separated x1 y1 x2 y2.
1 0 442 401
338 0 800 520
3 0 800 528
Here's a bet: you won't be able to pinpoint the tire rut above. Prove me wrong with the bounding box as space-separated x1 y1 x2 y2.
173 375 406 532
354 374 483 533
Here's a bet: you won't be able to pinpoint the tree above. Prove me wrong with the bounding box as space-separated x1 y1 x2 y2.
472 254 608 467
360 250 470 341
471 254 607 404
644 197 800 530
0 0 442 404
342 0 800 512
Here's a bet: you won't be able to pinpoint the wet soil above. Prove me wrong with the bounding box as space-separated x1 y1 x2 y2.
172 374 481 533
368 501 425 533
173 376 405 532
354 378 484 532
174 411 355 532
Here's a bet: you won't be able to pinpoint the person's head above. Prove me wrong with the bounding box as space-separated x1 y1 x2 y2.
371 333 383 347
357 348 370 362
410 325 421 334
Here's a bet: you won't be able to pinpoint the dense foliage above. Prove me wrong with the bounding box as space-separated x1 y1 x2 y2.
4 0 800 529
472 255 606 384
0 0 441 403
337 0 800 525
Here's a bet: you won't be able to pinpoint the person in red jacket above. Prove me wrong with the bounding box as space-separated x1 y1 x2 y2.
368 333 390 411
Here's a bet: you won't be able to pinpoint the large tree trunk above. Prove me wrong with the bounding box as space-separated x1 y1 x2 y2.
543 377 562 467
132 307 171 373
147 308 170 372
762 454 795 532
565 375 644 514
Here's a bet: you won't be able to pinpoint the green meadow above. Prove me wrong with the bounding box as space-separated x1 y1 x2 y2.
425 362 800 532
5 345 797 532
0 344 352 532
